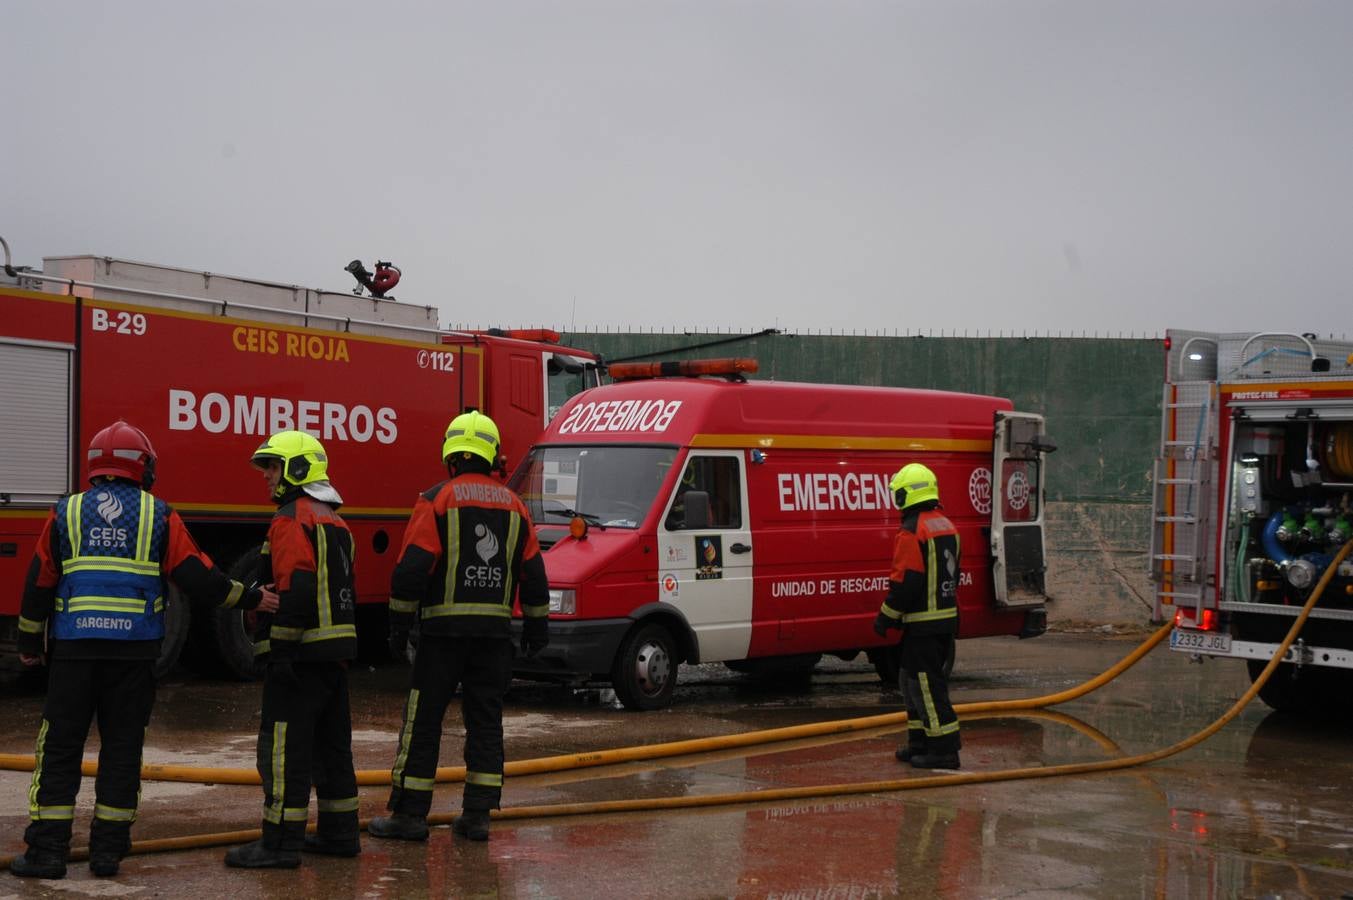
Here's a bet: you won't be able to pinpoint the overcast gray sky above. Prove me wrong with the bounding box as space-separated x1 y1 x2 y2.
5 1 1351 337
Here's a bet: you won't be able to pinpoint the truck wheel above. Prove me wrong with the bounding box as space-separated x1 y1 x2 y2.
612 622 678 711
153 585 190 681
1246 659 1327 715
213 546 266 681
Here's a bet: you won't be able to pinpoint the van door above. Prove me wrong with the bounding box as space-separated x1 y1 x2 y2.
656 450 753 662
991 412 1052 608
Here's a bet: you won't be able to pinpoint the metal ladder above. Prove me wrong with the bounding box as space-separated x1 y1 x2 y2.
1149 381 1217 622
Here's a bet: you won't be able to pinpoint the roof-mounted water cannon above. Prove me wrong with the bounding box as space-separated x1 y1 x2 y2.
345 258 401 299
607 357 758 382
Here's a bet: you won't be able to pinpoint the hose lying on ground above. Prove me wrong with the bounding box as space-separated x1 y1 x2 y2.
3 537 1345 869
0 617 1174 786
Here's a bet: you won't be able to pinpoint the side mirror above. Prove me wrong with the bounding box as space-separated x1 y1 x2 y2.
1032 434 1058 454
683 490 711 530
1312 357 1331 373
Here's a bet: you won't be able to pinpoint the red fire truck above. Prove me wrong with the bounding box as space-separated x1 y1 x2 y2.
506 359 1054 709
1153 330 1353 711
0 241 600 677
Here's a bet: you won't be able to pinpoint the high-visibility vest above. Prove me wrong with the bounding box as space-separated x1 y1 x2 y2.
51 481 167 642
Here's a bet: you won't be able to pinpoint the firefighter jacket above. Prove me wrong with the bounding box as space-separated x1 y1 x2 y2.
389 473 549 638
253 492 357 663
18 478 265 660
878 501 961 637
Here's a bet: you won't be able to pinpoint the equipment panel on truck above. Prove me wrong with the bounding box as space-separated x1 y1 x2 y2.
1153 330 1353 712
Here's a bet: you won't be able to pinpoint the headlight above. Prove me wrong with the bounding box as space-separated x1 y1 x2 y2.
548 589 576 615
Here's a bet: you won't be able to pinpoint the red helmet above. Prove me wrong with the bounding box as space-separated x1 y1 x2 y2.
87 421 157 488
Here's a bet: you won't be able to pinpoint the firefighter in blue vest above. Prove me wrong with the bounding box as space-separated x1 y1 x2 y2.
874 462 963 769
224 430 360 869
369 411 549 843
11 421 278 880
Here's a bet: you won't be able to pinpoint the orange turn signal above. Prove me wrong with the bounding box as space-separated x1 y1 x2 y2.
569 516 589 540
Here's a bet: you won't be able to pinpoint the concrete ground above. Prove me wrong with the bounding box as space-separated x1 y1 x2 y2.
2 634 1352 899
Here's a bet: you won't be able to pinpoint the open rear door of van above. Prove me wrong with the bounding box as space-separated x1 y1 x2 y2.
991 411 1053 608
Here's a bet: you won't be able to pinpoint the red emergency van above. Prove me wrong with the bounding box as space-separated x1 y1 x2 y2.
507 359 1054 709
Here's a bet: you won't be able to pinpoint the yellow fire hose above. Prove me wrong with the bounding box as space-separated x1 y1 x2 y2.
0 613 1173 787
2 537 1347 870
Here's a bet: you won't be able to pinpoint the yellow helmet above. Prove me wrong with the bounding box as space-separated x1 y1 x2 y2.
442 411 501 466
889 462 939 510
251 431 329 499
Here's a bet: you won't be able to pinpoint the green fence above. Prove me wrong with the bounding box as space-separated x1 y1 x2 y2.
563 331 1164 625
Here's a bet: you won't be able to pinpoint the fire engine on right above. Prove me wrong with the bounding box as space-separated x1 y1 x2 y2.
1154 330 1353 712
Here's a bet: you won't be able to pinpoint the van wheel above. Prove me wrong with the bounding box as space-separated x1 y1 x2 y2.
153 585 190 681
892 641 957 692
612 623 677 711
867 645 901 686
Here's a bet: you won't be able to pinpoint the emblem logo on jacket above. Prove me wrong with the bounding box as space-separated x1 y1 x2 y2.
475 525 500 564
96 491 124 525
941 548 958 598
89 491 130 549
465 523 505 590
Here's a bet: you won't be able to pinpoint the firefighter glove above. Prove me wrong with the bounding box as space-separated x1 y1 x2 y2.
874 611 899 637
520 617 549 658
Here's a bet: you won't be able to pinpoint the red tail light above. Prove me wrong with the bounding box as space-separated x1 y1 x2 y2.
1174 607 1219 631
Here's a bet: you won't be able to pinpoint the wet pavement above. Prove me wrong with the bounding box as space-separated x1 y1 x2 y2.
2 633 1353 898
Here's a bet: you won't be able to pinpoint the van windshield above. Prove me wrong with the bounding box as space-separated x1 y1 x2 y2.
510 445 678 529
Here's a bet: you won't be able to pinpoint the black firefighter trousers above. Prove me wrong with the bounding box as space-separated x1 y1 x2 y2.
25 658 156 860
255 660 359 851
900 631 961 756
386 635 514 816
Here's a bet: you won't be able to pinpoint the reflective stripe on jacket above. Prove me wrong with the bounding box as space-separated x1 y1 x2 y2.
253 495 357 662
389 473 548 637
880 504 961 636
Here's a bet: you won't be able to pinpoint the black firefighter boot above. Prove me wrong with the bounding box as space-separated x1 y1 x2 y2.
910 752 961 769
303 832 361 857
368 813 429 842
452 809 491 841
9 848 68 880
895 738 926 763
223 839 301 869
89 818 131 877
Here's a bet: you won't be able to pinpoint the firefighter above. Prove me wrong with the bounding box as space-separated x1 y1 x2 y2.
11 421 279 880
370 410 549 843
223 430 360 869
874 462 962 769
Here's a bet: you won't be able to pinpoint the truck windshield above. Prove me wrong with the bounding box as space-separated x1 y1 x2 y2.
510 445 677 529
546 354 600 420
